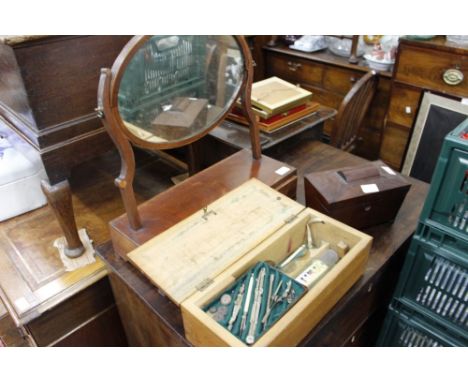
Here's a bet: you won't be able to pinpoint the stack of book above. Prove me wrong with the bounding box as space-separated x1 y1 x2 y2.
228 76 319 133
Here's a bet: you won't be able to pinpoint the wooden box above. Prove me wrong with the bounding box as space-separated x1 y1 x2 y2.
304 160 411 229
152 97 208 141
126 179 372 346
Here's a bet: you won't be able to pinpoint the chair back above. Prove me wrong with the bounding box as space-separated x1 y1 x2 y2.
331 71 378 151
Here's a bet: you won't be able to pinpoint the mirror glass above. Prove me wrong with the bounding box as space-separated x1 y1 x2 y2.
117 35 244 145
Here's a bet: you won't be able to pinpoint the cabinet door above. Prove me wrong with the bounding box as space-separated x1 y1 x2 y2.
357 77 392 160
386 84 422 129
380 122 411 170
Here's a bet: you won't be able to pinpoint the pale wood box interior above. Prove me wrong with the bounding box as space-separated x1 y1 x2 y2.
127 179 372 346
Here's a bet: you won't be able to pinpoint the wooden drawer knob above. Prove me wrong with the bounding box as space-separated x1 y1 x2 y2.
443 68 464 86
287 61 302 71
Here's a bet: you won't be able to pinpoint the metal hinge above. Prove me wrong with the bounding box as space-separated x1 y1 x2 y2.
94 106 104 119
202 206 217 221
195 278 214 292
284 214 298 224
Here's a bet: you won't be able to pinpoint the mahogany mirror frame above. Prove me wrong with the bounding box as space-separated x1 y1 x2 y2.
97 35 260 231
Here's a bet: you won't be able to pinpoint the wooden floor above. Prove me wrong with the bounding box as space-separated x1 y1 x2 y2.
0 148 185 346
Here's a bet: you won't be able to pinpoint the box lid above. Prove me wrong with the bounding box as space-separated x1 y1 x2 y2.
127 179 305 305
305 160 411 209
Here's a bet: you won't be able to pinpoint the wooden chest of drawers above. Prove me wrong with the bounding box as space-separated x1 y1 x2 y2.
380 37 468 170
263 45 392 160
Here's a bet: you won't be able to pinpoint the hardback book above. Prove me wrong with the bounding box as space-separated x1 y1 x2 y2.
251 77 313 117
229 102 320 133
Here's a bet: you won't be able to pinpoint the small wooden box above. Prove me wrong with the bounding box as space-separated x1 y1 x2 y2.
126 179 372 346
151 97 208 141
304 160 411 229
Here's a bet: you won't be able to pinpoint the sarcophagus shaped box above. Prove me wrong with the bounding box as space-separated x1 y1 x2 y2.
304 160 411 229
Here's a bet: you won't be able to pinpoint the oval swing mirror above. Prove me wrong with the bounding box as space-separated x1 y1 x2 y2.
113 35 245 148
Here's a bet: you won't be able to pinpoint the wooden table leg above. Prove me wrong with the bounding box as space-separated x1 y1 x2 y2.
187 142 202 176
41 179 85 258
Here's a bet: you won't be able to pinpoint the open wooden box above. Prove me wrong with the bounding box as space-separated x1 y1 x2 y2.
127 179 372 346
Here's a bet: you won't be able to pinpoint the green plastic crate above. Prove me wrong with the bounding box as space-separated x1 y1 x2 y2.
393 236 467 341
377 304 465 347
416 222 468 260
419 119 468 243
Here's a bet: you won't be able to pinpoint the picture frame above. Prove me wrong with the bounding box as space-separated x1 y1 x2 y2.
401 92 468 183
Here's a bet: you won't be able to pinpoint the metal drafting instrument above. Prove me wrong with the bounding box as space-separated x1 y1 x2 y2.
227 283 245 331
246 268 266 344
240 273 254 334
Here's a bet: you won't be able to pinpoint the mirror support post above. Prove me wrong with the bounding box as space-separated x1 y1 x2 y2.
98 68 142 231
237 36 262 160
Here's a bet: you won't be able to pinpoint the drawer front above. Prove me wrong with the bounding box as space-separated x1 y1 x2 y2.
387 84 422 128
323 66 363 95
265 53 298 83
53 305 127 347
27 278 114 346
265 53 324 87
396 46 468 98
379 123 411 170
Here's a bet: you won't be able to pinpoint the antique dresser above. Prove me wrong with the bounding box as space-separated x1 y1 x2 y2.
380 36 468 170
262 42 392 160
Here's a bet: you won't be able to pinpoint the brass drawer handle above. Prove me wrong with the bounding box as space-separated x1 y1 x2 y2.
443 68 464 86
287 61 302 71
